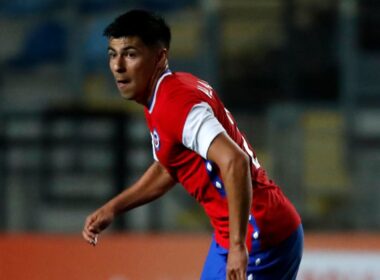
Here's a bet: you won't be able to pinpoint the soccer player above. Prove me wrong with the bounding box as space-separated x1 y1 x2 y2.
82 10 303 280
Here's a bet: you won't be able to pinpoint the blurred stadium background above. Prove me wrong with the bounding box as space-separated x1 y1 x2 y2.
0 0 380 279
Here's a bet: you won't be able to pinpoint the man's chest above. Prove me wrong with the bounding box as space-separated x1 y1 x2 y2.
149 125 184 167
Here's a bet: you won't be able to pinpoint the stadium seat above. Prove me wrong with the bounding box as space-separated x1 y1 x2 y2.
139 0 196 12
82 18 111 71
78 0 124 13
0 0 62 16
7 20 67 68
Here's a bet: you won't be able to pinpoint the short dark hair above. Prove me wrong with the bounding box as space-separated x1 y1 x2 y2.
103 9 171 49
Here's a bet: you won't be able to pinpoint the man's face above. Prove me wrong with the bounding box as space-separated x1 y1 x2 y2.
108 36 160 104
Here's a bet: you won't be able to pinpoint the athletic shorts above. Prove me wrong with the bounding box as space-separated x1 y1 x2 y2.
200 225 304 280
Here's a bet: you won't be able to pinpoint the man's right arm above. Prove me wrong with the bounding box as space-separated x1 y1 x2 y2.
82 161 175 245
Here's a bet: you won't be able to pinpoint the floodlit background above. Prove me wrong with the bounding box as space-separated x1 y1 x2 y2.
0 0 379 279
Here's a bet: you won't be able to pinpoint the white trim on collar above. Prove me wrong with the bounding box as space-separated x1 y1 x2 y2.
148 69 172 113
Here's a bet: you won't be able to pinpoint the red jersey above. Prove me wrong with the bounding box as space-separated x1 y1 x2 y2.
144 71 301 251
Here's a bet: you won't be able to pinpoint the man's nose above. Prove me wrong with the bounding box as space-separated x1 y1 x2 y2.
113 56 126 73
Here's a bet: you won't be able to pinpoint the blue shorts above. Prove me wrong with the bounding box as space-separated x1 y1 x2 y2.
200 225 303 280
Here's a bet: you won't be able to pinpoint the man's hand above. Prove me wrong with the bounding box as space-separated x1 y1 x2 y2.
81 162 175 247
226 244 249 280
82 206 115 246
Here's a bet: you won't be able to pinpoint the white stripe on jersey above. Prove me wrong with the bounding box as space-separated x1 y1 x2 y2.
182 102 226 159
148 69 172 113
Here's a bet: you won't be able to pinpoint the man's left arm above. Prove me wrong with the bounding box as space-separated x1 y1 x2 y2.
207 132 252 280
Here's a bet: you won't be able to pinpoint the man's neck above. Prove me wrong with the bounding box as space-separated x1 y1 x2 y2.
145 66 169 108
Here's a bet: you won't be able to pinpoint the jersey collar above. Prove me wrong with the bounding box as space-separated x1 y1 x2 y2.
147 68 172 113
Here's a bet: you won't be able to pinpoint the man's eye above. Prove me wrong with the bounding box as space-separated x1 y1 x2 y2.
127 52 137 58
108 52 116 58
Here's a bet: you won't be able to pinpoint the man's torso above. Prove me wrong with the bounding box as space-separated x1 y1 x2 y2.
144 71 301 251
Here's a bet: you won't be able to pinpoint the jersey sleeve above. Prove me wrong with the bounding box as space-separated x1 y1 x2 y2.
182 102 226 159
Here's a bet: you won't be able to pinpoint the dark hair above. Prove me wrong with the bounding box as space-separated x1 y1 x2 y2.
103 9 171 49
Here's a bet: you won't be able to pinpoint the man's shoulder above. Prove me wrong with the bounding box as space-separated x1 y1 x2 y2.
161 71 200 93
155 72 204 107
150 72 210 134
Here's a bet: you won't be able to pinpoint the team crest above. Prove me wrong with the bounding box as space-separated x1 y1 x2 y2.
152 129 160 151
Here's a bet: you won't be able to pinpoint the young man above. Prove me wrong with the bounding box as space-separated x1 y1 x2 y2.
82 10 303 280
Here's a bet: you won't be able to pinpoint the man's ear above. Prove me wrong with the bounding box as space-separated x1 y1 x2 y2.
157 48 168 67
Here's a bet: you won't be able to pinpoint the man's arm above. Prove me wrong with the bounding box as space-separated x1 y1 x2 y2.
82 161 176 245
207 132 252 280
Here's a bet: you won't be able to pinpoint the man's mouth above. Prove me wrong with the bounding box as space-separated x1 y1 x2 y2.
116 79 130 88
